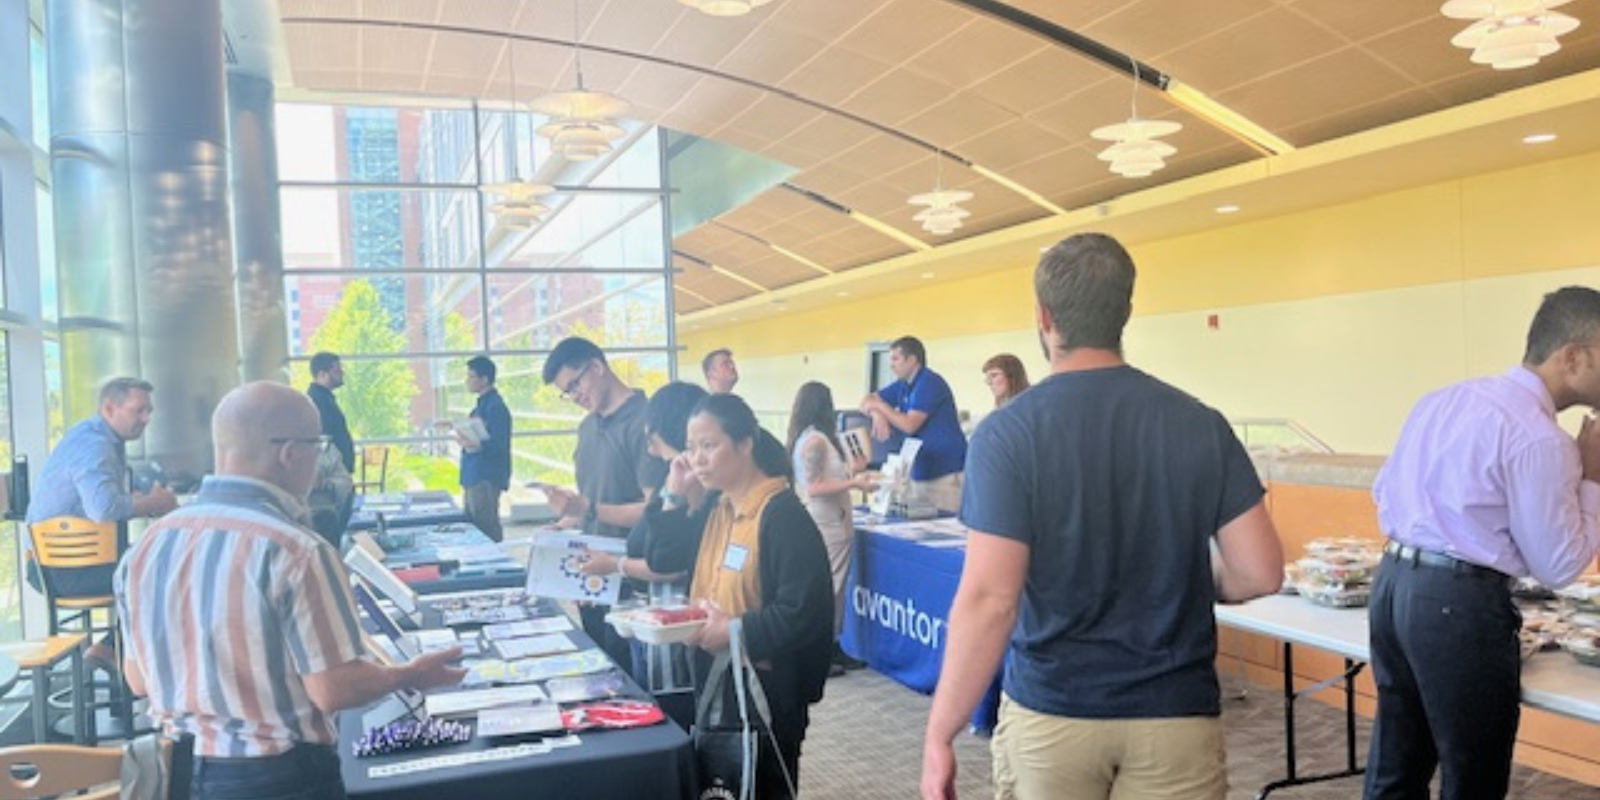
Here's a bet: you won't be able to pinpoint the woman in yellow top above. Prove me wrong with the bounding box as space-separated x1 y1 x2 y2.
644 393 834 798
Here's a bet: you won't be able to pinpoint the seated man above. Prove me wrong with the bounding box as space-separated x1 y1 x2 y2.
26 378 177 605
116 382 464 800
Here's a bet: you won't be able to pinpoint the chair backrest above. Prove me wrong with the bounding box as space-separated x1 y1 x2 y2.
0 736 190 800
357 446 390 494
28 517 118 569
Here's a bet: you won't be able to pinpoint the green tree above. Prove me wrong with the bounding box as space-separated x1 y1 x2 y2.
304 280 417 439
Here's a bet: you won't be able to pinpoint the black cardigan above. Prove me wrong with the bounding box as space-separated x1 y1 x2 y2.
643 488 834 738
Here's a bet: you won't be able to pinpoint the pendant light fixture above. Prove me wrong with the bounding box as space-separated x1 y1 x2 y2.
530 0 631 161
677 0 774 17
1441 0 1579 70
1090 62 1182 179
483 39 554 229
907 152 973 237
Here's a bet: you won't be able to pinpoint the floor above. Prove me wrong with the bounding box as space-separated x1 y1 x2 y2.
799 668 1600 800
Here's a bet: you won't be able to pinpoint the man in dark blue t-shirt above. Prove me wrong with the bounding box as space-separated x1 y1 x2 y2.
920 234 1285 800
861 336 967 512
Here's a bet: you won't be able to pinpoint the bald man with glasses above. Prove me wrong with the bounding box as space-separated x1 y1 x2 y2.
116 382 464 800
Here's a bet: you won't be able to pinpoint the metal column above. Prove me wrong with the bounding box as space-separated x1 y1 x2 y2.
227 70 288 385
48 0 240 478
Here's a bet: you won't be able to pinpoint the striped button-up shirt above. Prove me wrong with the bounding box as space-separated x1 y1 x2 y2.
115 475 364 757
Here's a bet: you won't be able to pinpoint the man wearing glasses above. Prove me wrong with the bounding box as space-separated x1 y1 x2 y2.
116 382 464 800
541 337 667 665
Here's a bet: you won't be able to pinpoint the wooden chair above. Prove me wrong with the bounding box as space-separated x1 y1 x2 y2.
0 734 192 800
27 518 118 637
355 445 390 495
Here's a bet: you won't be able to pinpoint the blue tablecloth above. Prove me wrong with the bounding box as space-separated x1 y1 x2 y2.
378 522 526 595
839 526 1002 731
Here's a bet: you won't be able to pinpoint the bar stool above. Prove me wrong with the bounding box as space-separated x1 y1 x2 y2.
27 517 134 740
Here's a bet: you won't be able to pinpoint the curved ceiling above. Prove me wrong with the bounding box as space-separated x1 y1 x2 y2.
276 0 1600 315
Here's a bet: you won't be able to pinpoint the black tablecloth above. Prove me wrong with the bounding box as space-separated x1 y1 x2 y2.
340 601 695 800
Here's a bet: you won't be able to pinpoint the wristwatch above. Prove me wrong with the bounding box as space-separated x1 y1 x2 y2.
659 490 684 509
584 504 598 527
615 556 629 579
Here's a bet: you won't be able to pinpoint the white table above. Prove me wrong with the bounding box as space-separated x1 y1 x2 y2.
1215 594 1600 798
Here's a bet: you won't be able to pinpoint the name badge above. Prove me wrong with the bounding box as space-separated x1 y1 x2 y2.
722 544 749 572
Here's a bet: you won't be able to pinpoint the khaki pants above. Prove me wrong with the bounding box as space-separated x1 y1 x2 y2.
991 694 1226 800
914 472 963 513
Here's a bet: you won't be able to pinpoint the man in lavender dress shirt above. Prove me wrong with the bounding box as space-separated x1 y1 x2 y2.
1366 286 1600 800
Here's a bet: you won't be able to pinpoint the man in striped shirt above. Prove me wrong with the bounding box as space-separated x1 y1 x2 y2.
116 382 464 800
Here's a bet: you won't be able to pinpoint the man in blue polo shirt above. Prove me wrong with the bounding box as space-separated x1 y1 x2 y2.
861 336 967 512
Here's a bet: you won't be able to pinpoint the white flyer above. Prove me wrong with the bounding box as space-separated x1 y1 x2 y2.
524 531 627 605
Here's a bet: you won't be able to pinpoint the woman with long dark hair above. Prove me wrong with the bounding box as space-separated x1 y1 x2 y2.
786 382 873 657
578 382 706 688
644 394 833 798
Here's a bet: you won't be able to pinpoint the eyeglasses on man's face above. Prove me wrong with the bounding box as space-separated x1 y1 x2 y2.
270 435 331 453
560 361 596 402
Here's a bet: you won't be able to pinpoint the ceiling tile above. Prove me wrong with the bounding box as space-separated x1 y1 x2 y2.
1027 79 1134 145
902 18 1044 91
360 28 437 73
833 0 972 64
953 118 1072 172
820 134 929 180
1216 48 1414 138
715 25 831 86
284 24 361 72
1083 0 1278 60
359 70 428 93
770 115 880 163
793 161 875 197
838 69 958 127
898 94 1015 152
778 47 896 107
586 0 683 55
715 95 826 146
969 47 1110 117
358 0 441 24
424 74 492 98
1156 7 1349 94
766 0 892 40
428 30 505 79
617 70 704 113
1284 0 1438 44
649 10 765 68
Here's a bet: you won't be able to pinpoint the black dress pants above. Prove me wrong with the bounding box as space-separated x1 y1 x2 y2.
1363 553 1522 800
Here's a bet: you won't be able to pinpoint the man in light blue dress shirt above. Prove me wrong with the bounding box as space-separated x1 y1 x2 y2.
26 377 178 600
1367 287 1600 800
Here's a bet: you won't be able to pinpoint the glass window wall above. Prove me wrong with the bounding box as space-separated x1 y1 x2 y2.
280 101 675 491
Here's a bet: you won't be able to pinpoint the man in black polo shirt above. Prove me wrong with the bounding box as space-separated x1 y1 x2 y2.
541 337 666 664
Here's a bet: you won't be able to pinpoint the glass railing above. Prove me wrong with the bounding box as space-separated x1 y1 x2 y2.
1229 418 1333 454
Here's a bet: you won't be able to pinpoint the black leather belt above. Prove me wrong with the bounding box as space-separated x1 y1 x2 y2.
1383 541 1511 584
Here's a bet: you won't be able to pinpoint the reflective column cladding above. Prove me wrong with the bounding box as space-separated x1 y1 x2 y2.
228 70 288 385
48 0 240 477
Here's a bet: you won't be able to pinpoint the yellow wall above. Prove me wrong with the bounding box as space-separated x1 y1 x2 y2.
680 149 1600 453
